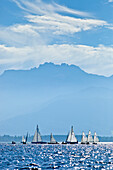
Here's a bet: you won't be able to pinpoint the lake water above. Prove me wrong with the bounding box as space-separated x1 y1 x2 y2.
0 143 113 169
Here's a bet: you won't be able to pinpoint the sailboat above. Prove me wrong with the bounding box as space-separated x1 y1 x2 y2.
21 136 26 144
21 133 28 144
87 130 93 144
12 141 16 144
93 132 99 144
32 125 46 144
48 133 58 144
64 126 78 144
81 132 87 144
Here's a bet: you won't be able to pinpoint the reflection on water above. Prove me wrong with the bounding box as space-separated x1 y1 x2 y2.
0 143 113 169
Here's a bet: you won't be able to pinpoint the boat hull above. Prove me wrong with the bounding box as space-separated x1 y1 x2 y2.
86 142 94 145
31 142 47 144
86 142 90 145
48 142 59 144
81 142 86 144
67 142 78 144
62 141 78 144
62 142 67 144
21 142 26 144
93 142 97 145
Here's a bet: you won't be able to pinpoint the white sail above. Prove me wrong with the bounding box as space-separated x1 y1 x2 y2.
22 136 26 143
94 132 99 143
87 130 93 143
71 131 78 142
81 132 87 143
66 126 77 143
66 131 72 142
32 130 38 142
50 133 56 143
32 125 42 143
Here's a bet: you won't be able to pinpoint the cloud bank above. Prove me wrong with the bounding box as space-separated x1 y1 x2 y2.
1 44 113 76
0 0 113 76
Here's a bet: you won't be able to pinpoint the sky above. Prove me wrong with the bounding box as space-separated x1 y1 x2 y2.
0 0 113 76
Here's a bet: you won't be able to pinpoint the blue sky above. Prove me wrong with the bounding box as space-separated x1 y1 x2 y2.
0 0 113 76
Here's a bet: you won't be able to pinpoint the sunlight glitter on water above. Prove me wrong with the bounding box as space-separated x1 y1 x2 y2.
0 143 113 169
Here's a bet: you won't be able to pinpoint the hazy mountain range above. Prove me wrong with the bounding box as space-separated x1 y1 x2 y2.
0 63 113 136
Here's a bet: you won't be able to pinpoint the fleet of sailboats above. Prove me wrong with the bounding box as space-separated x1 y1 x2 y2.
81 130 99 144
12 125 100 144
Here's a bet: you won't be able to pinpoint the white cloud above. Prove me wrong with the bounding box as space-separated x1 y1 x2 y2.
13 0 91 17
26 14 107 35
54 3 91 17
107 26 113 30
11 0 108 36
0 44 113 76
0 25 46 47
0 0 108 46
108 0 113 2
0 0 108 45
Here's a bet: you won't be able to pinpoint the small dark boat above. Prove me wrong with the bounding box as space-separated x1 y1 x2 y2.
12 141 16 144
93 142 97 145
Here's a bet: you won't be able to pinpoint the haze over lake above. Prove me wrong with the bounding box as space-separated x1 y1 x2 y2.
0 63 113 136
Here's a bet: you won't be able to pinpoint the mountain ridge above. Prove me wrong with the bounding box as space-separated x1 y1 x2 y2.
0 62 113 136
2 62 112 78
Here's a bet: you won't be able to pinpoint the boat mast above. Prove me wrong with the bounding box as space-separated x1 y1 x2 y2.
32 125 42 143
87 130 93 143
66 126 77 143
94 132 99 143
81 132 87 143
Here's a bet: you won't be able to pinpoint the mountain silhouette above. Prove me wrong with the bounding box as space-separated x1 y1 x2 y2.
0 63 113 135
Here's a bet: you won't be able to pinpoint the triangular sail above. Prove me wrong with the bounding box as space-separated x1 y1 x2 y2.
50 133 56 143
87 130 93 142
71 131 78 142
66 126 77 143
81 132 87 143
66 131 72 142
32 125 42 143
22 136 26 143
94 132 99 143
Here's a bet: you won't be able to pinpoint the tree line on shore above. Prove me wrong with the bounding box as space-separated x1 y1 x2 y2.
0 135 113 142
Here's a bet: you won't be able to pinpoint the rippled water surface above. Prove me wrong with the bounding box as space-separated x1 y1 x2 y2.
0 143 113 169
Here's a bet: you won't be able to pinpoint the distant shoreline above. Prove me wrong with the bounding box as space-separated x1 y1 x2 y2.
1 135 113 143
